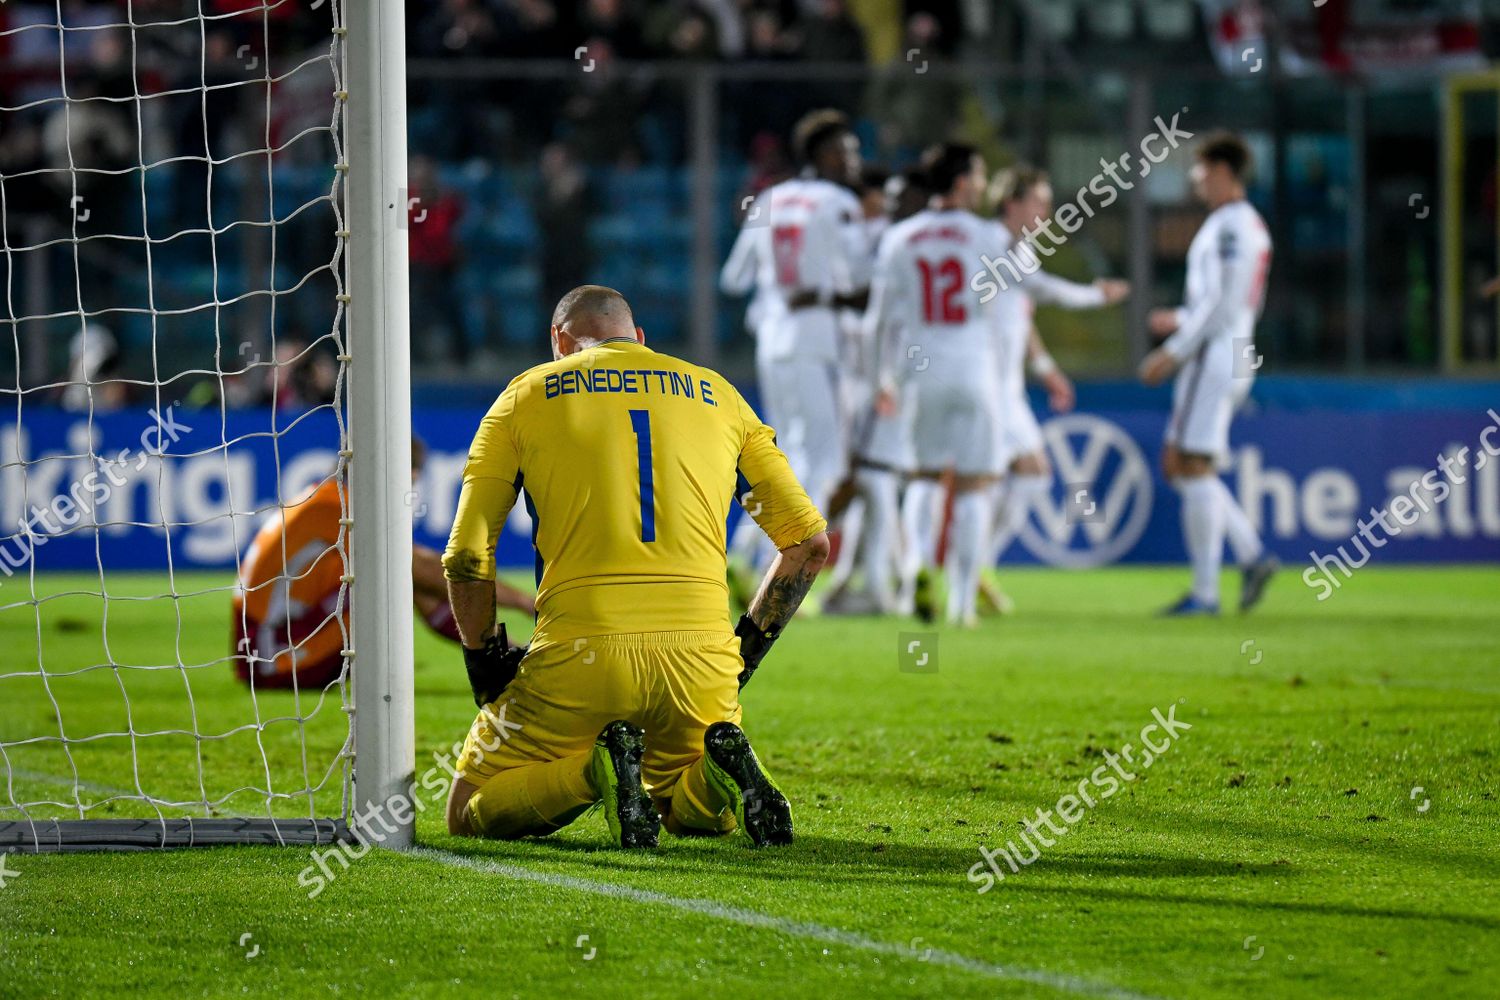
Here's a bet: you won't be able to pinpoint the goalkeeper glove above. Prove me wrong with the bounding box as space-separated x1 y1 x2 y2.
734 613 781 690
463 623 527 708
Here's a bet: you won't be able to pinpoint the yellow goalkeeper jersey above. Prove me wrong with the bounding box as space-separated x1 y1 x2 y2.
443 339 826 648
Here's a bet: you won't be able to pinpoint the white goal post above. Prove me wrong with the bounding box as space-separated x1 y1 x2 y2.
0 0 413 852
345 0 416 852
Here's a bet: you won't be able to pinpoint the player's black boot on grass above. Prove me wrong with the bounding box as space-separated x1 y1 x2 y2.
704 722 793 847
586 720 659 849
1239 554 1279 612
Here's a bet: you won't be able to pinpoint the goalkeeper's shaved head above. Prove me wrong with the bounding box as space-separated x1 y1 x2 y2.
552 284 634 331
549 284 644 358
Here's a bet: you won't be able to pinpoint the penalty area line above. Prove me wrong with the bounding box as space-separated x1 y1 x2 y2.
402 845 1164 1000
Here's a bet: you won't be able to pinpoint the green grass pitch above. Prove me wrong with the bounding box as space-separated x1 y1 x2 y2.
2 566 1498 998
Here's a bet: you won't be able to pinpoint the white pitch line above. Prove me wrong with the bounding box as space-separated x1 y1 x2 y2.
402 845 1164 1000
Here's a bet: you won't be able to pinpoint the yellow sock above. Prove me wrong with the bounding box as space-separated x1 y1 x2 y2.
466 753 595 839
666 756 736 835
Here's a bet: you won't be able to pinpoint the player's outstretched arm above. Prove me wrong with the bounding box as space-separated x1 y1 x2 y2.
1024 269 1128 310
1026 326 1075 413
720 197 762 296
736 531 830 689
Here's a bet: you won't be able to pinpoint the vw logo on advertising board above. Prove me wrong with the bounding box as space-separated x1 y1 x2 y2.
1020 414 1154 568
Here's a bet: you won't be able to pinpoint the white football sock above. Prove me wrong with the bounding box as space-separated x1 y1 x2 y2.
947 489 992 622
900 478 942 593
1177 476 1225 606
1213 477 1264 565
858 469 901 609
826 497 864 593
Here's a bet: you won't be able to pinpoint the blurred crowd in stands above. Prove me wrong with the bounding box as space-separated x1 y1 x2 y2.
4 1 1492 399
411 0 877 64
2 0 975 394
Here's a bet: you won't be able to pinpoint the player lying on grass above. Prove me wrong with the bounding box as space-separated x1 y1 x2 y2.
442 285 828 849
230 436 533 690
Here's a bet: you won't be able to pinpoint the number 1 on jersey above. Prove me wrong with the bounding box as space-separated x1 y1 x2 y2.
628 409 656 542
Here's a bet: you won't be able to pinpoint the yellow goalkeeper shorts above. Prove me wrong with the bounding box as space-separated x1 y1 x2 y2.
454 630 743 799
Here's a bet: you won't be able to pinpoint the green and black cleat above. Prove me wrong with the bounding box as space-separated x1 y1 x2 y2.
704 721 793 847
1239 554 1280 612
913 567 938 624
587 720 660 849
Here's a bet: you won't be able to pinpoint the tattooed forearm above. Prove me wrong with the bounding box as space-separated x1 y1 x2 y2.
749 564 819 631
748 532 830 632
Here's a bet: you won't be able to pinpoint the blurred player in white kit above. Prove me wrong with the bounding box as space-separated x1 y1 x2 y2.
822 166 932 615
981 165 1130 612
1138 131 1279 615
868 143 1008 626
720 109 869 600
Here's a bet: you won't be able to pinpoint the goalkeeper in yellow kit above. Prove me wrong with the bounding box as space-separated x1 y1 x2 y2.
442 285 829 848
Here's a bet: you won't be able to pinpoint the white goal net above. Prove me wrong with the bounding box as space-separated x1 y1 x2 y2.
0 0 411 852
